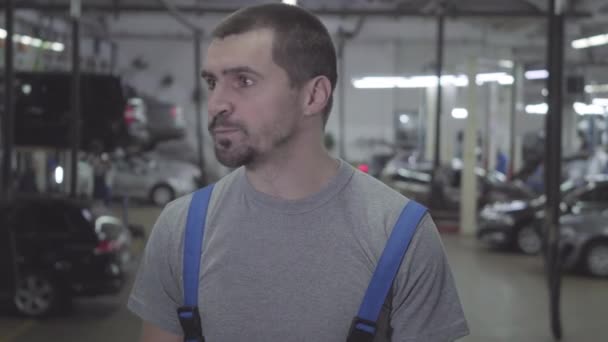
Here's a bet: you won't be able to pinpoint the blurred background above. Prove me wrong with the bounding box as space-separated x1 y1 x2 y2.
0 0 607 341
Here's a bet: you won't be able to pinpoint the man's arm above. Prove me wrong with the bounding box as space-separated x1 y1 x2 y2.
139 322 181 342
389 214 469 341
128 198 190 338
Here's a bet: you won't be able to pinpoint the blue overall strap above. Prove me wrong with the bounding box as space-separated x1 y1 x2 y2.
347 200 428 342
177 184 215 342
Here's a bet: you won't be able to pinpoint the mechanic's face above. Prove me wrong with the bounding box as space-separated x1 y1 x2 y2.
203 28 301 168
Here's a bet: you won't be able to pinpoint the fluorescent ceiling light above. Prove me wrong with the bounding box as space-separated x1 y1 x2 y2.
592 98 608 106
451 108 468 119
20 35 33 45
31 38 42 47
476 72 514 85
572 33 608 49
526 103 548 115
441 75 469 87
0 28 62 52
585 84 608 94
399 114 411 124
352 72 523 89
525 69 549 80
499 60 514 68
282 0 297 5
573 102 605 115
51 42 65 52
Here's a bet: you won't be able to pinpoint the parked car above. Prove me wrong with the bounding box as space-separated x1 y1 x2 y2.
380 158 534 218
559 210 608 277
477 175 608 255
111 154 201 206
0 196 131 317
123 95 186 150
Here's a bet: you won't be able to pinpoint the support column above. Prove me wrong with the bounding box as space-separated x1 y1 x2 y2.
425 86 437 161
69 0 82 198
193 29 207 185
3 0 15 199
433 12 445 170
460 60 478 236
33 150 47 193
487 83 499 172
510 64 525 177
544 0 566 339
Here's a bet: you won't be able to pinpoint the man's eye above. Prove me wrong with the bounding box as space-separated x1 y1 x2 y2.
238 75 254 87
205 78 216 90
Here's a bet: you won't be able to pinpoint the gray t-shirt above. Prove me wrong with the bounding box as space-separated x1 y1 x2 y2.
128 161 469 341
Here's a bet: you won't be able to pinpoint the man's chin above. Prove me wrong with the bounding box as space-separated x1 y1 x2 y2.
214 149 253 169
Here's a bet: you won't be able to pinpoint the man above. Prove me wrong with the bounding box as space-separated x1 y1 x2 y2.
128 4 469 342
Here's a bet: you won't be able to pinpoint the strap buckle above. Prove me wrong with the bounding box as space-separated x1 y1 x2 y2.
346 316 377 342
177 306 205 342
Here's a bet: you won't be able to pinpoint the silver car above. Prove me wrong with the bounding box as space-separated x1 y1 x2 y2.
560 209 608 278
112 155 201 206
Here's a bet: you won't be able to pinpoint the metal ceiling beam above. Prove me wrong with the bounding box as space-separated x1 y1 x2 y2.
518 0 545 12
0 3 591 17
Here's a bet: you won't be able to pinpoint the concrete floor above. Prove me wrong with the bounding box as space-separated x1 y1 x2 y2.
1 206 606 342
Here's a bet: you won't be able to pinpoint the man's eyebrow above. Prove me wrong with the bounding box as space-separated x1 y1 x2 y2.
201 70 215 79
201 66 263 79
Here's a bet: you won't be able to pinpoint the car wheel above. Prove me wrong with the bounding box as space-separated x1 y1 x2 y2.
151 185 175 207
14 273 59 317
585 242 608 277
516 225 542 255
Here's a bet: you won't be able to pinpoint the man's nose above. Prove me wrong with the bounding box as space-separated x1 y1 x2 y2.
208 85 234 120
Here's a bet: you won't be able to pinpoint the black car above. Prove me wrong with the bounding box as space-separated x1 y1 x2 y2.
0 196 131 317
380 159 535 218
477 175 608 255
559 210 608 278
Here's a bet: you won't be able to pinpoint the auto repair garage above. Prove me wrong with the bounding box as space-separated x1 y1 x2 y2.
1 1 607 341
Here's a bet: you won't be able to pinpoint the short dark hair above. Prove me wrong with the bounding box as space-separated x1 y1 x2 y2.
212 3 337 127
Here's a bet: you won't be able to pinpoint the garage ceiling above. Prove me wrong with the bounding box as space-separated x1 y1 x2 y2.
2 0 604 17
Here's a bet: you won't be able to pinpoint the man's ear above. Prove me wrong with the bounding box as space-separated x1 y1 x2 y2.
301 76 332 118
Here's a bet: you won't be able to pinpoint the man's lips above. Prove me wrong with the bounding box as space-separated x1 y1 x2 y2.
212 128 241 135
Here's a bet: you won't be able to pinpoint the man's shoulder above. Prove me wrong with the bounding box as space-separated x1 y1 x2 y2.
166 167 243 211
341 169 428 240
347 169 413 210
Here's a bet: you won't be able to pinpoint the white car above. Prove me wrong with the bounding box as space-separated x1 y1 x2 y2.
111 155 201 206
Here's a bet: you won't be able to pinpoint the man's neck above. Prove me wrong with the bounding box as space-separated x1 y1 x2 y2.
245 145 340 201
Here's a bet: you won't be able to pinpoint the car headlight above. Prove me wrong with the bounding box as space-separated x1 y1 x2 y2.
480 209 515 226
492 200 527 211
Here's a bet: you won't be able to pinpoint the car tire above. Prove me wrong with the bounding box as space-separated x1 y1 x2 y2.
14 273 60 318
516 225 542 255
150 184 175 207
584 242 608 278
